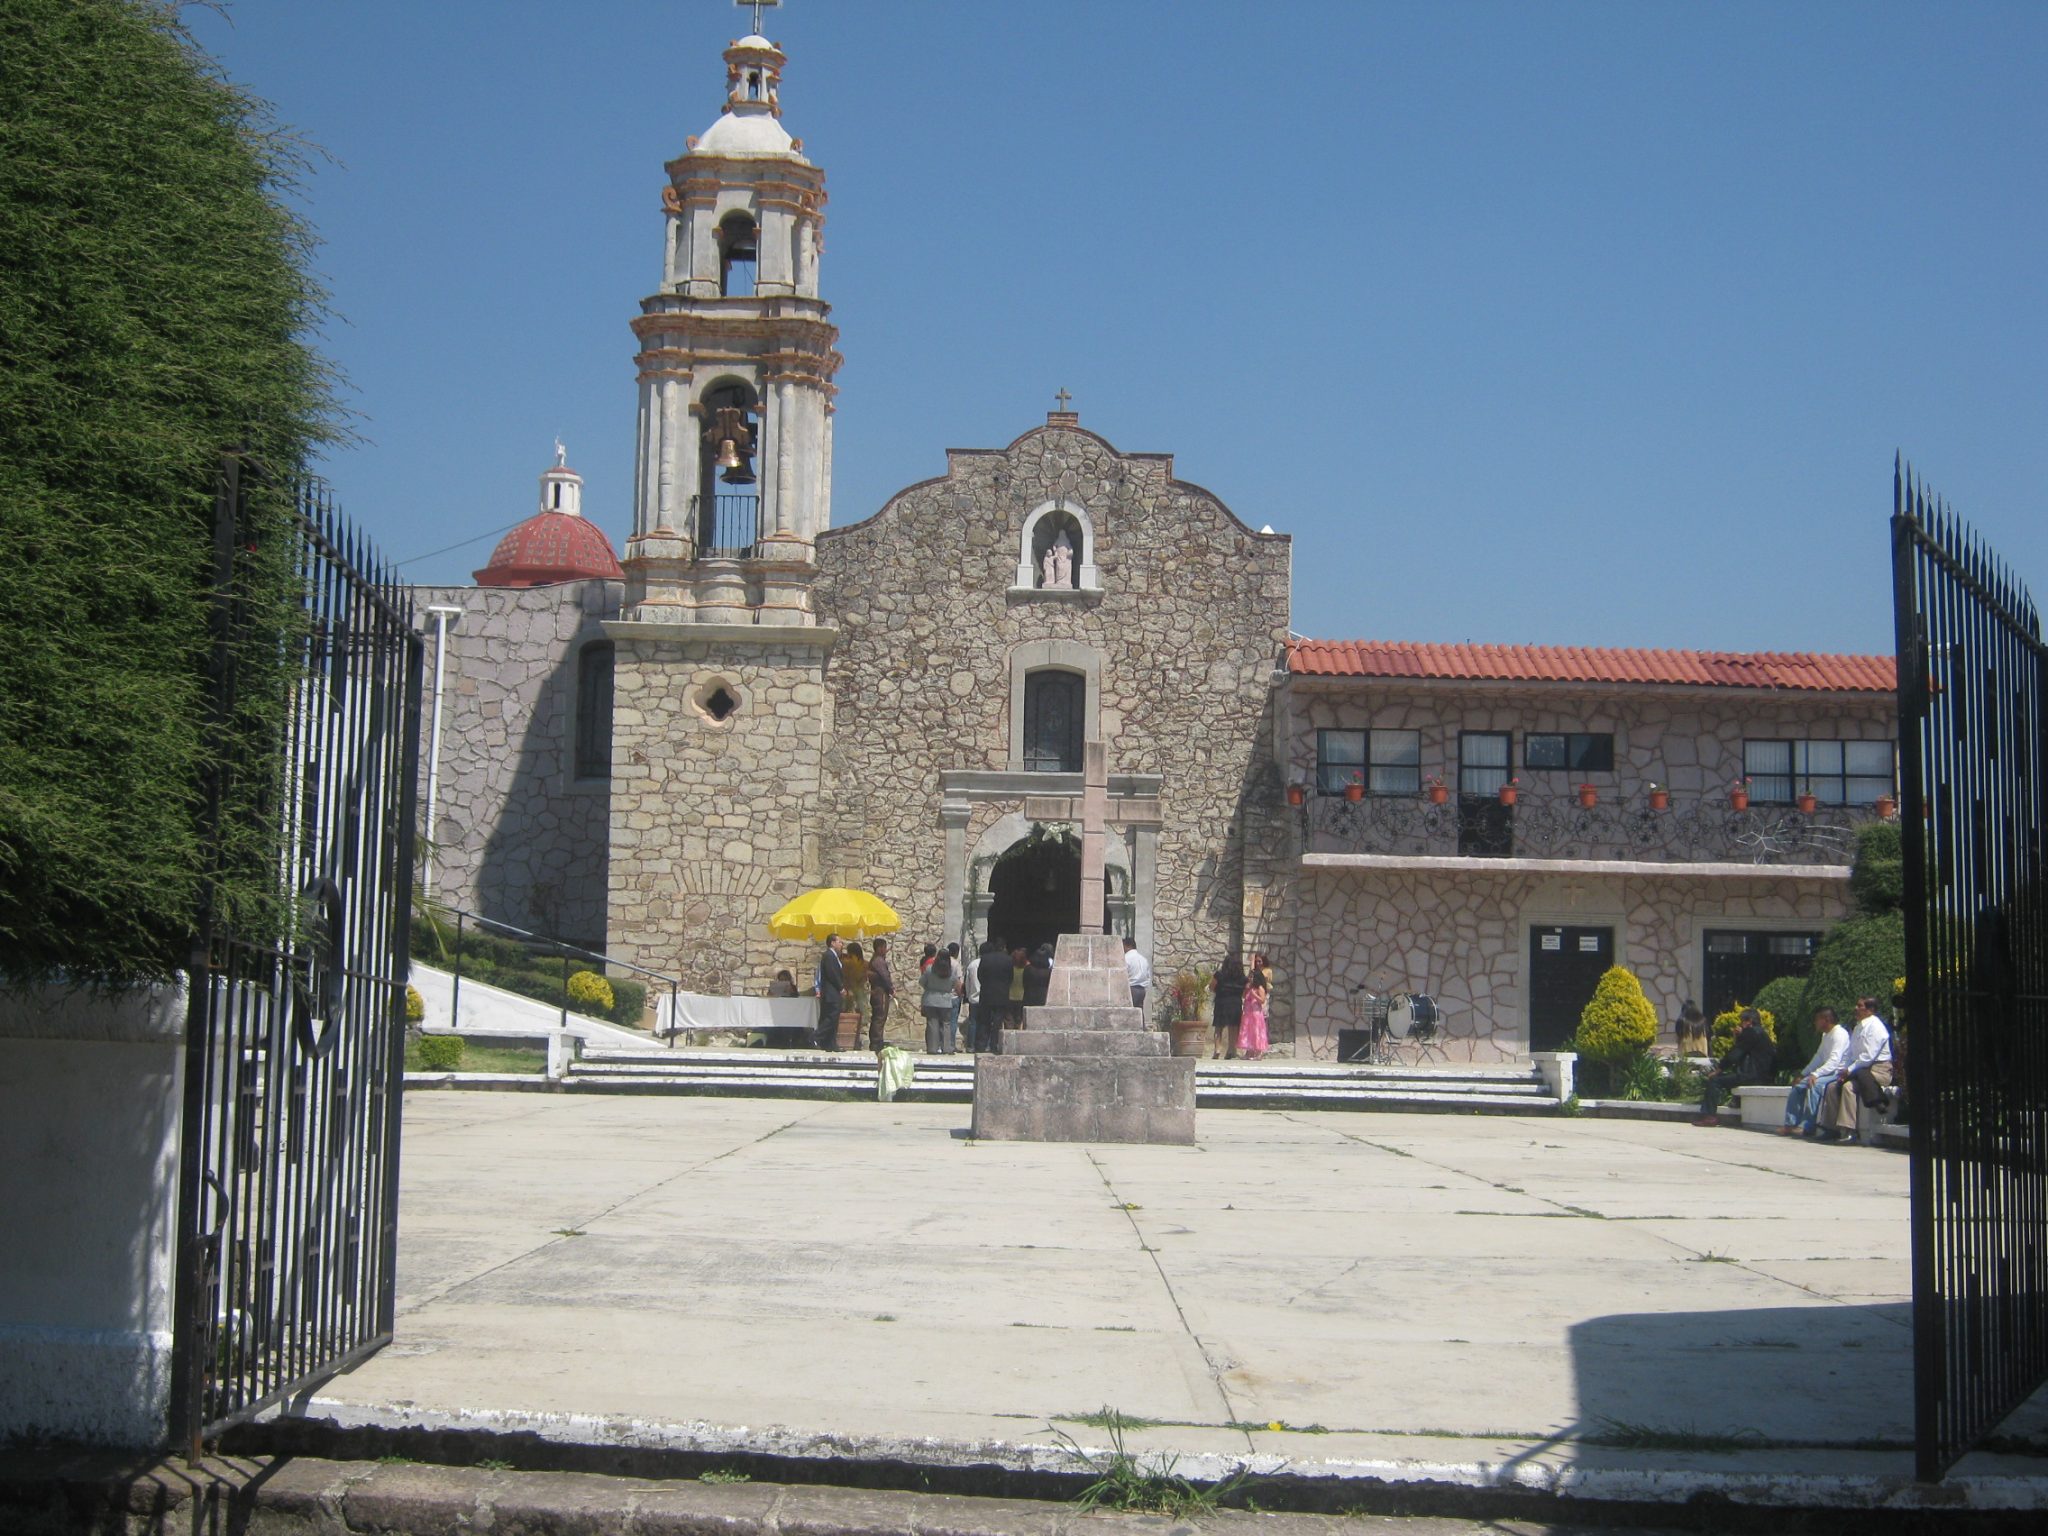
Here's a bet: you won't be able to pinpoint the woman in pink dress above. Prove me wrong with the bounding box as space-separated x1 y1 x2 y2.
1237 952 1271 1059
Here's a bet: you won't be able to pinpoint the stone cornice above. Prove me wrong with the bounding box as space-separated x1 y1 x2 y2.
603 618 839 650
1299 852 1852 880
939 769 1164 801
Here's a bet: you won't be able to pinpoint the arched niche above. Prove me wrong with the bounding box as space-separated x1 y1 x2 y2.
1014 499 1100 592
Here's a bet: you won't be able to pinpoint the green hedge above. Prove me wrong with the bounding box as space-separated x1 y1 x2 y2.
415 1035 464 1071
1751 975 1814 1069
1850 820 1904 916
1798 911 1905 1047
0 0 335 987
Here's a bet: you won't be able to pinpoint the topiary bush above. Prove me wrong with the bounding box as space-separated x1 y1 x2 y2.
1849 820 1904 916
1710 1001 1777 1060
415 1034 464 1071
608 977 648 1029
0 0 338 988
1572 966 1658 1065
404 983 425 1023
1751 975 1811 1068
1798 910 1906 1044
567 968 615 1016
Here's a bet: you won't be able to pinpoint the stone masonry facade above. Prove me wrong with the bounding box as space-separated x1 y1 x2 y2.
412 581 619 949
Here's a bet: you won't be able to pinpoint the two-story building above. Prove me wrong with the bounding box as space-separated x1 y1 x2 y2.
1265 641 1896 1059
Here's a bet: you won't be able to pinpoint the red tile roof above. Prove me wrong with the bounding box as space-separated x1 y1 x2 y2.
474 512 623 588
1287 640 1896 692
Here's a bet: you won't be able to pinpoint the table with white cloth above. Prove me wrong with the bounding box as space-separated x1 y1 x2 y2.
657 992 818 1043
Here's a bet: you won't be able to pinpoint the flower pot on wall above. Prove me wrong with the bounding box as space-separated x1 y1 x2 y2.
1498 786 1518 807
1797 793 1819 814
1577 786 1599 809
1875 796 1896 819
1427 784 1450 805
1648 790 1670 811
1730 789 1750 811
1343 782 1365 803
1285 784 1306 808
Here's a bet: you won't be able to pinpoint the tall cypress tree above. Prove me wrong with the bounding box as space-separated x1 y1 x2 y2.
0 0 338 986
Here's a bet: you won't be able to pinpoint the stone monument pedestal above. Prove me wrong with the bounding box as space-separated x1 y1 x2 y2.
971 934 1195 1144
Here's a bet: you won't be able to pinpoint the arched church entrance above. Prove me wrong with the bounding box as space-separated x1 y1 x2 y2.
986 834 1079 955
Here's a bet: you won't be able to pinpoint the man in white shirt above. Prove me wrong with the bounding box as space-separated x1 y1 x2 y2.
1818 996 1894 1143
1123 938 1152 1011
1781 1006 1850 1138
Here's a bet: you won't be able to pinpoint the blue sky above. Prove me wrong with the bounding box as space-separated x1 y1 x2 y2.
186 1 2047 655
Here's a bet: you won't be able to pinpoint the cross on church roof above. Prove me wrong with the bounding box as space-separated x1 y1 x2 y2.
1054 387 1072 411
736 0 780 32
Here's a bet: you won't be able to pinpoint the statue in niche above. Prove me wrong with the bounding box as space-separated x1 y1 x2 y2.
1041 531 1075 589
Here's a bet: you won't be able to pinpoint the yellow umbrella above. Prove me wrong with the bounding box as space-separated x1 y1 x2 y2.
767 887 902 942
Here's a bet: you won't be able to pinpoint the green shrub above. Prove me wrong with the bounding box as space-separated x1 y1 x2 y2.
1710 1002 1777 1061
1751 976 1811 1067
0 0 337 988
415 1034 464 1071
1798 910 1905 1047
567 968 614 1015
1850 820 1904 915
609 977 648 1028
404 983 425 1023
1615 1051 1669 1102
1572 966 1658 1064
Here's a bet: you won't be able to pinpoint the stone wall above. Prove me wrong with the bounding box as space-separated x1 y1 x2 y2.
811 421 1292 1006
604 627 833 994
1278 865 1854 1062
411 582 618 949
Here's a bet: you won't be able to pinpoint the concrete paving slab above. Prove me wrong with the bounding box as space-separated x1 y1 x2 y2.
292 1094 2048 1517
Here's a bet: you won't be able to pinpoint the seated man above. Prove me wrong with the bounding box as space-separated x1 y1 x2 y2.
1817 995 1894 1144
1780 1005 1850 1137
1693 1007 1776 1127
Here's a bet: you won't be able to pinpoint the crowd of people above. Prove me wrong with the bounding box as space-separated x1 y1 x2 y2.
1693 995 1896 1145
792 933 1268 1058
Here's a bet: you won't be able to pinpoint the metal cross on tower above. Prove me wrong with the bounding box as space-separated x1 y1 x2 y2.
1054 387 1072 411
736 0 780 32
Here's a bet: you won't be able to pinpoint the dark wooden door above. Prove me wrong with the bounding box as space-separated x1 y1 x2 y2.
1528 924 1612 1051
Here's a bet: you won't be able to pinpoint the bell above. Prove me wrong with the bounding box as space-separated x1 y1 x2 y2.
715 438 742 472
719 453 756 487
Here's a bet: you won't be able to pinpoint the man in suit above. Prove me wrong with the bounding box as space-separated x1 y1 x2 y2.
974 937 1013 1053
815 934 845 1051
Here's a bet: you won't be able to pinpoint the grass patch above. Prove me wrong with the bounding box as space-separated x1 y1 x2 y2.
699 1468 751 1484
1114 1201 1142 1210
1056 1408 1176 1431
1687 1251 1738 1263
405 1039 546 1075
872 1314 896 1323
1054 1409 1252 1516
551 1228 586 1238
476 1458 512 1471
1228 1418 1329 1434
1095 1325 1137 1332
1593 1418 1766 1453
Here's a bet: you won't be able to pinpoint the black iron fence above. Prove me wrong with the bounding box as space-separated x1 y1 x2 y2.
699 491 761 559
412 901 681 1045
1304 790 1884 865
170 461 422 1450
1892 460 2048 1479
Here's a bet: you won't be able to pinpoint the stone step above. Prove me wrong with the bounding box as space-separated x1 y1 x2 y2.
1025 1005 1148 1031
1044 969 1133 1009
1000 1030 1167 1057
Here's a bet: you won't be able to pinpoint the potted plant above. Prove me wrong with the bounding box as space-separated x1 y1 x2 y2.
1577 783 1599 809
1343 776 1365 803
1874 794 1896 819
1646 781 1670 812
1161 969 1213 1058
1797 790 1819 814
1730 778 1751 811
1498 776 1521 807
1424 773 1450 805
1285 782 1306 808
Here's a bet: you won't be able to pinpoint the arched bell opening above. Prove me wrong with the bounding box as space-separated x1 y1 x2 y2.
718 211 758 297
698 379 760 558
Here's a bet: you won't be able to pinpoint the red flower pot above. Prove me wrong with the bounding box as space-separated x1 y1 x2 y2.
1874 796 1895 819
1498 786 1518 806
1343 782 1365 803
1427 784 1450 805
1730 790 1750 811
1648 790 1670 811
1577 786 1599 809
1797 793 1819 814
1286 784 1306 808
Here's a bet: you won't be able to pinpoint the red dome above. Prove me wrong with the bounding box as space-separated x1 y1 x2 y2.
474 511 623 588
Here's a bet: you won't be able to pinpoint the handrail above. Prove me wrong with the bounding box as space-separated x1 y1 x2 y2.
417 900 683 1047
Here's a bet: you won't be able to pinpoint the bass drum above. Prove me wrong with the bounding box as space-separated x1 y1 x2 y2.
1386 993 1416 1039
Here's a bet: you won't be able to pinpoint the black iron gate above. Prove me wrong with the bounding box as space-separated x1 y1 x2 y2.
169 459 423 1450
1891 460 2048 1480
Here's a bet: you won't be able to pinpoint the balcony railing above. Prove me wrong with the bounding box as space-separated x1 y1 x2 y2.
698 492 761 559
1303 791 1886 866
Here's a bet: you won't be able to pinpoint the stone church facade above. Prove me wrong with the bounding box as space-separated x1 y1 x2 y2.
413 25 1897 1057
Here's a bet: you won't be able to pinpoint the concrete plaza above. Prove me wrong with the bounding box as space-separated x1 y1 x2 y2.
311 1094 2048 1512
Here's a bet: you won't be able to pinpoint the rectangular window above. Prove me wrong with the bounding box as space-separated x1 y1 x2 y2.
575 642 614 781
1523 732 1614 773
1744 739 1895 804
1458 732 1511 797
1316 729 1421 795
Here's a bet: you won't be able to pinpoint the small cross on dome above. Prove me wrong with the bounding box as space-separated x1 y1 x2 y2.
1054 387 1072 412
736 0 780 33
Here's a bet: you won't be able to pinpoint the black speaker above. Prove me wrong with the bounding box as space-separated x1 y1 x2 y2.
1337 1028 1374 1064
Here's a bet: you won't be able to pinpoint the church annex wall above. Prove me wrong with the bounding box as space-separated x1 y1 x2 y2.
813 420 1291 1011
412 581 618 949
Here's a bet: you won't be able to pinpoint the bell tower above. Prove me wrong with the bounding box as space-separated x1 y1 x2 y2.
622 20 840 625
